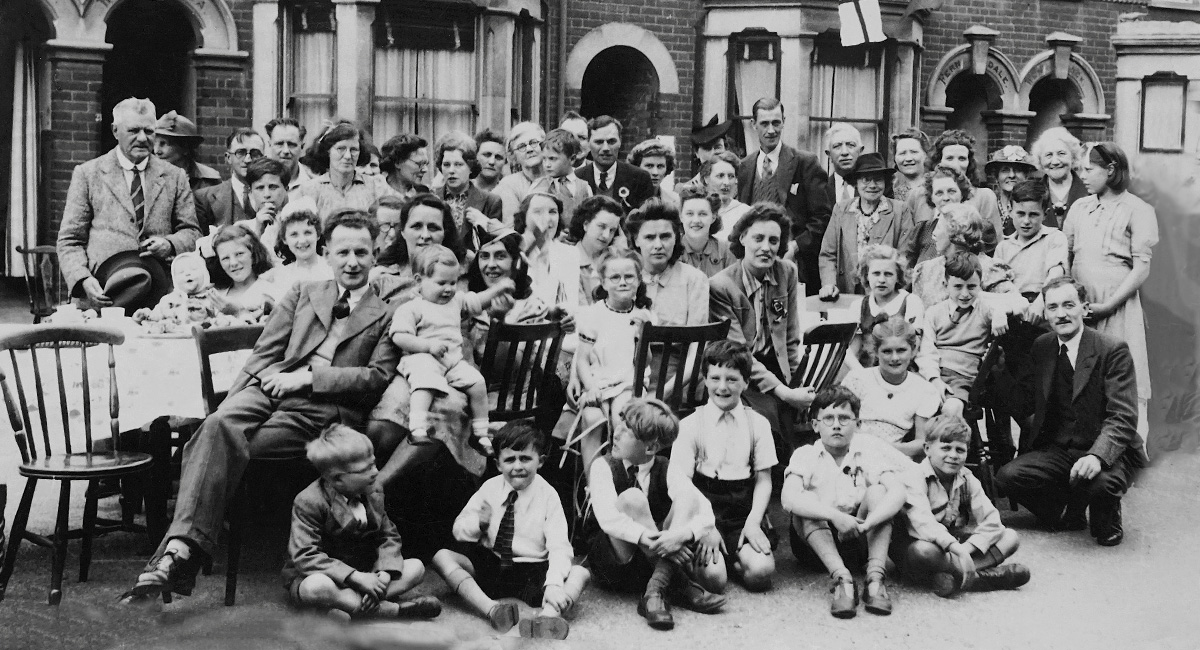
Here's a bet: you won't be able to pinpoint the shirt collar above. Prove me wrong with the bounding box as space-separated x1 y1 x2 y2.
741 260 776 294
230 175 247 200
644 261 676 288
115 147 148 172
868 290 906 315
595 164 615 187
758 147 780 171
702 401 746 428
335 282 371 312
1004 226 1052 248
1058 327 1083 358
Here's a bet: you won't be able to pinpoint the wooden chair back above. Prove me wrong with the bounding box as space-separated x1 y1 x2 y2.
0 324 125 465
192 324 264 415
480 320 565 422
791 322 857 390
631 320 732 418
15 246 65 323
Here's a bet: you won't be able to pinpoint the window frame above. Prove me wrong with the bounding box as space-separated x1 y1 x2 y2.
282 1 338 125
807 33 895 155
1139 71 1188 153
725 29 782 156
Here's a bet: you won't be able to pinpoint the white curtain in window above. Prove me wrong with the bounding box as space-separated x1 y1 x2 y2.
734 58 777 149
7 41 37 277
1142 81 1185 151
292 31 336 139
808 61 883 157
373 47 475 144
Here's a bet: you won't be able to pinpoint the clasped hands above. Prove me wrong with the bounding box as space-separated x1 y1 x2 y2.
346 569 392 612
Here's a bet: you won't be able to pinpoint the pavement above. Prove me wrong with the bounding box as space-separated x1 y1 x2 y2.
2 281 1200 650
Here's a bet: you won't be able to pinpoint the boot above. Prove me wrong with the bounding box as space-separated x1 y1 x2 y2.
963 563 1031 592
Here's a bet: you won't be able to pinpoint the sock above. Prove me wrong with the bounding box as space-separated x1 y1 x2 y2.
866 559 887 583
830 568 853 583
978 546 1006 571
646 558 674 595
471 419 490 438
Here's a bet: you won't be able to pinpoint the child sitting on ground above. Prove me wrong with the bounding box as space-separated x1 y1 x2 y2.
669 341 777 593
283 424 441 619
588 398 726 630
387 244 514 453
841 317 942 459
433 423 590 639
900 415 1030 597
917 251 1026 418
781 386 908 619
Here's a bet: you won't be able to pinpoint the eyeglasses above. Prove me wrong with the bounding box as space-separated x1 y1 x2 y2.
604 273 639 283
514 139 543 152
817 414 857 426
377 223 399 234
228 148 265 160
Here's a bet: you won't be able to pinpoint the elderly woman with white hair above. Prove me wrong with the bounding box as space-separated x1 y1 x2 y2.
1031 126 1088 228
493 121 548 224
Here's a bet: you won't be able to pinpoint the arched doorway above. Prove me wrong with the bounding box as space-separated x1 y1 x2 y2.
580 46 660 149
944 73 1002 175
101 0 197 151
1027 78 1084 147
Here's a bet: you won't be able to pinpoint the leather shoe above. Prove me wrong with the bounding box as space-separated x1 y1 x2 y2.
638 591 674 630
671 579 726 614
1096 501 1124 546
862 579 892 616
394 595 442 619
487 599 521 632
518 615 570 640
119 548 202 602
965 563 1031 592
1061 504 1088 532
829 576 857 619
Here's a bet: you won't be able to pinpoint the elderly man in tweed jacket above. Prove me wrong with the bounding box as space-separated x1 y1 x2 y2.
56 97 199 310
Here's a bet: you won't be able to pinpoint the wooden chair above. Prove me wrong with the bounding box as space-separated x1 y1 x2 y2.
0 324 152 605
792 322 857 391
632 320 732 419
15 246 65 323
480 320 566 426
964 340 1004 500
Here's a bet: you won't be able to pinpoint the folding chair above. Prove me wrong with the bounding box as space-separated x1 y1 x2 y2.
0 324 152 605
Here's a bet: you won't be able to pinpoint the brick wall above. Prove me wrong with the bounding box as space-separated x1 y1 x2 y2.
193 61 255 174
45 54 107 241
546 0 702 178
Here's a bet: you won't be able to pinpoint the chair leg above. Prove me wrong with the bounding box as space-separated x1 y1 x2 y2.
225 481 246 607
144 418 174 546
79 480 100 583
49 481 71 605
0 478 38 601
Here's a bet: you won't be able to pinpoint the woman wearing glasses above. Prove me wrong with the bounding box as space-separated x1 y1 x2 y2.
493 121 548 224
294 120 397 222
1031 127 1089 229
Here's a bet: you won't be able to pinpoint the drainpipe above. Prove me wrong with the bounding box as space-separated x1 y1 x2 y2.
557 0 568 118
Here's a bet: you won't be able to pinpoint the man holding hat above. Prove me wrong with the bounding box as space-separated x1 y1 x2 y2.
153 111 221 193
57 97 200 313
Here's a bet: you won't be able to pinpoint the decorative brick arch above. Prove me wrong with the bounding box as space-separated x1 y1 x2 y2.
566 23 679 94
925 44 1022 112
1017 51 1106 115
42 0 239 52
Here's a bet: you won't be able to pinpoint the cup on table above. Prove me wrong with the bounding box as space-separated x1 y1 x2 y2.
100 307 126 321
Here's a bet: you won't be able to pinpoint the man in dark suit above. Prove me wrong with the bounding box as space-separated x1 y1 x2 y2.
822 123 864 208
194 127 268 234
120 209 405 602
995 277 1147 547
735 98 831 293
575 115 655 213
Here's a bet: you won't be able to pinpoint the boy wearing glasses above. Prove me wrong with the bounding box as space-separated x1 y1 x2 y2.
195 127 267 233
283 424 441 619
781 386 908 619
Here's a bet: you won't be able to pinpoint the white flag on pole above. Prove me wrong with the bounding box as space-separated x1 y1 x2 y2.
839 0 887 47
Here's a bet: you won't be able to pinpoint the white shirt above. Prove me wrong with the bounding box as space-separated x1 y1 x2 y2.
670 402 777 481
114 147 149 188
336 492 368 525
230 175 250 212
1057 329 1082 368
588 457 715 545
758 146 780 179
833 173 855 203
594 163 616 190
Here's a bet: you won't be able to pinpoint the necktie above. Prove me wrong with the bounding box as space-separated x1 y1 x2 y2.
758 285 772 354
332 290 351 320
242 184 254 219
1059 343 1073 372
130 169 145 231
761 156 774 181
626 464 641 490
841 179 853 204
598 169 609 194
495 491 518 568
951 305 972 324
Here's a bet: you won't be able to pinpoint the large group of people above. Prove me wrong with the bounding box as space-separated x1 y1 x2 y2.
49 93 1157 638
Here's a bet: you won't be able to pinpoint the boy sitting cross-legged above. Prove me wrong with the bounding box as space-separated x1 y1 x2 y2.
283 424 441 619
900 415 1031 597
669 341 777 593
782 386 908 619
587 398 727 631
433 422 590 640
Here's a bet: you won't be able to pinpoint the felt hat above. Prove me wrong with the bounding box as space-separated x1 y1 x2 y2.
93 250 172 312
154 111 203 143
690 115 733 147
984 145 1037 175
843 152 896 183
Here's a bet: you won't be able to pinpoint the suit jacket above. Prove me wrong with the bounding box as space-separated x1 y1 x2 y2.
824 171 856 207
282 479 406 586
57 148 200 293
709 259 802 392
195 180 255 235
1040 172 1088 229
575 160 655 212
438 184 503 240
229 279 402 418
818 197 915 293
736 144 831 285
1015 327 1147 468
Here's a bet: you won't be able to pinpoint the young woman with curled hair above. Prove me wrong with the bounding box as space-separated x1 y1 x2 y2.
625 197 709 326
569 195 625 305
903 130 1003 258
294 120 396 221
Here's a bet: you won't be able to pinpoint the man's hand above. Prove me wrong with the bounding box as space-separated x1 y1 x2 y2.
818 285 840 301
832 512 864 541
542 585 572 612
739 523 771 555
254 202 278 231
464 207 490 229
947 542 978 584
1070 454 1103 485
346 570 387 599
260 369 313 398
81 277 112 307
774 385 816 409
139 236 172 260
990 312 1010 337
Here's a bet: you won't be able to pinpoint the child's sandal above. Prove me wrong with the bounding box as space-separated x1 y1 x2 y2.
518 615 570 640
487 599 521 632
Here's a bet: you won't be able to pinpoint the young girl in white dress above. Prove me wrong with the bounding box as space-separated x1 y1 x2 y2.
261 197 333 301
845 244 926 371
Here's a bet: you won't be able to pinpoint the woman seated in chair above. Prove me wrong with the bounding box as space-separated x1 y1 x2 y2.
709 203 814 458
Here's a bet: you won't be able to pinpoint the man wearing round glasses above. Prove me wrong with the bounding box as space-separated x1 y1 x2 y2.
194 127 268 234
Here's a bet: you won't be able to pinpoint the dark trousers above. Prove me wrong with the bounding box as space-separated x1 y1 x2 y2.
995 446 1136 525
153 386 348 563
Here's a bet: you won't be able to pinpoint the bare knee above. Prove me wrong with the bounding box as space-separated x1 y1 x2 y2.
615 489 653 521
297 574 338 603
904 540 944 569
738 549 775 592
998 528 1020 555
403 558 426 582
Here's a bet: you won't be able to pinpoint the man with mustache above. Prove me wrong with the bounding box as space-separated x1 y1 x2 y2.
995 276 1147 546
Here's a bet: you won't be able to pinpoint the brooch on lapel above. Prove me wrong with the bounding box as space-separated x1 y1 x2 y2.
771 298 786 316
618 186 631 208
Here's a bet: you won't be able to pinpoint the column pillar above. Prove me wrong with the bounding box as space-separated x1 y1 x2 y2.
333 0 378 128
1060 113 1111 144
480 12 516 131
252 0 281 133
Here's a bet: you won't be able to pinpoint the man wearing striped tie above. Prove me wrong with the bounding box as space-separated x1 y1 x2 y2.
57 97 200 312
